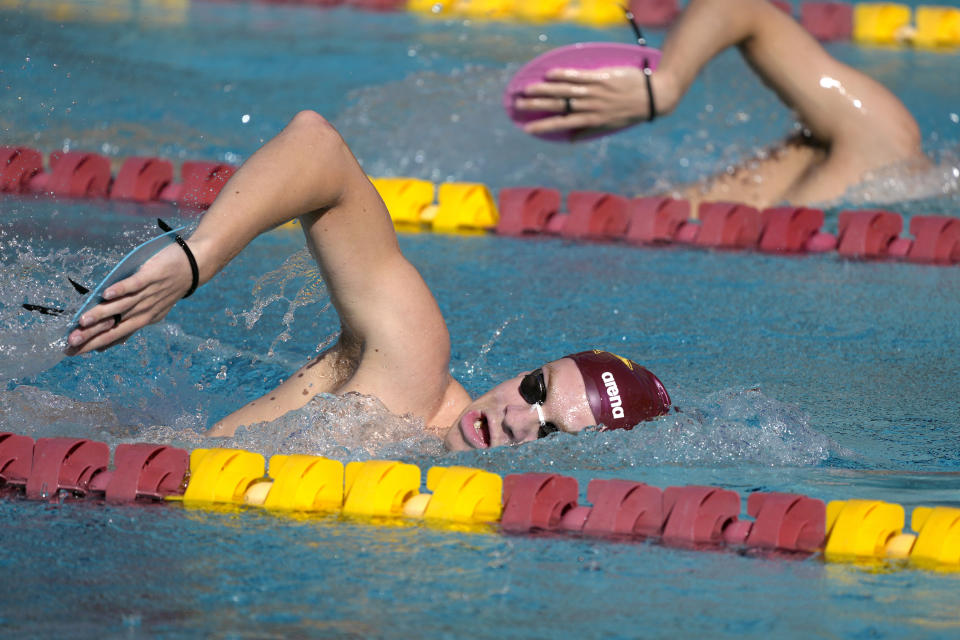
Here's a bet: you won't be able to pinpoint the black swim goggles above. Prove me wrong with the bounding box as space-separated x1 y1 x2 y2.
519 368 560 439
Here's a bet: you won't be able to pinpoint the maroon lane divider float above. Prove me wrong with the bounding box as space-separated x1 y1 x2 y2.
496 185 960 266
207 0 857 45
500 471 826 554
0 433 188 503
0 431 900 562
2 146 958 267
0 146 235 209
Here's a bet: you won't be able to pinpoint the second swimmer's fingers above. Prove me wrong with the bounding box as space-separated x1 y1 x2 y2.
519 81 590 99
543 66 636 83
514 96 570 113
523 112 603 135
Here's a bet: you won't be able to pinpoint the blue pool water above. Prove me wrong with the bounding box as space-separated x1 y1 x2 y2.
2 1 960 637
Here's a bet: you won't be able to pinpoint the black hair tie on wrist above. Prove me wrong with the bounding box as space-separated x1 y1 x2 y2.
642 60 657 123
157 218 199 299
627 8 657 123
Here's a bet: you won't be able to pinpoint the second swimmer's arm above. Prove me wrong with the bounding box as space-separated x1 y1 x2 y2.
658 0 921 154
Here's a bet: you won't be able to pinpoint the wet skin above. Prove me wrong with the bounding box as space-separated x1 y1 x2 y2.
444 357 597 451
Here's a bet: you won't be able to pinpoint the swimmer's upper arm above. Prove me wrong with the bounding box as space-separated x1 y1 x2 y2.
658 0 921 163
299 163 453 410
739 1 921 156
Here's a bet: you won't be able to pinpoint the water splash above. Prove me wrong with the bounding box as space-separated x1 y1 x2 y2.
333 65 697 197
841 146 960 208
456 313 522 381
240 248 334 357
0 386 123 438
136 392 445 461
446 387 839 474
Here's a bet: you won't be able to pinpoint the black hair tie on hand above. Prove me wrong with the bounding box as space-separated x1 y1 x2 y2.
157 218 199 299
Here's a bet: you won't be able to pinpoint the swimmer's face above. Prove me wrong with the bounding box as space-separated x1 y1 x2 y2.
444 358 597 451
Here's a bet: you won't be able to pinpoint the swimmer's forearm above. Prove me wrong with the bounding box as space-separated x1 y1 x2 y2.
656 0 775 111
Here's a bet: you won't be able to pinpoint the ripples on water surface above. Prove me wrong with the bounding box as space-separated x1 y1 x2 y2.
1 2 960 638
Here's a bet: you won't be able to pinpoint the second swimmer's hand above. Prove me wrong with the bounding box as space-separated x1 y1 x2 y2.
514 66 674 138
65 242 196 356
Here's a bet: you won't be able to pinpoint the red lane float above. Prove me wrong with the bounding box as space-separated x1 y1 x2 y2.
501 472 578 533
661 485 741 546
111 157 174 202
627 0 680 26
562 191 630 240
758 206 825 253
346 0 405 10
906 215 960 265
4 146 957 268
0 146 44 193
496 186 561 236
805 230 839 253
801 2 854 41
95 444 189 503
3 435 957 570
581 478 664 538
692 202 763 249
836 209 903 259
745 492 826 552
24 438 110 500
545 212 569 235
625 197 690 245
159 161 236 209
0 432 34 486
32 151 113 199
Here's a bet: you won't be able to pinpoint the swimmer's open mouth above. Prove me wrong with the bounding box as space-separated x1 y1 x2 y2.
461 410 491 449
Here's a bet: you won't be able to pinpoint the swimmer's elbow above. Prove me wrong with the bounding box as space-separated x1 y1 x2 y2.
205 420 238 438
288 110 347 153
899 117 925 158
284 109 354 190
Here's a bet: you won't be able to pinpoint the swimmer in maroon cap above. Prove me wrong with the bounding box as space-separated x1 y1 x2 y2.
443 349 670 450
66 111 668 452
566 350 671 431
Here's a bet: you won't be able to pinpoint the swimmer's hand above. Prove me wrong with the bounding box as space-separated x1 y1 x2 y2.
514 67 677 138
65 242 197 355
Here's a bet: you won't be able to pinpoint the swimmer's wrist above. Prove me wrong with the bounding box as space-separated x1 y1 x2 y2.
183 235 222 289
648 72 680 118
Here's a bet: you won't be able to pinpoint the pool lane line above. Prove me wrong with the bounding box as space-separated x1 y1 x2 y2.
11 0 960 49
2 146 958 266
1 433 959 571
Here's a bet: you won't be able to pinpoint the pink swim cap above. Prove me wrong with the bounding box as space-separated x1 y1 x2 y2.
565 350 671 430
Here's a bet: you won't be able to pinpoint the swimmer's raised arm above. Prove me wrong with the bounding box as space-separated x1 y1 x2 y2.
67 111 360 354
67 111 460 434
517 0 923 192
656 0 921 163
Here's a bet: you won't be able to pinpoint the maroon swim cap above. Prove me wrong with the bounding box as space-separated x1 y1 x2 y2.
565 350 671 430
